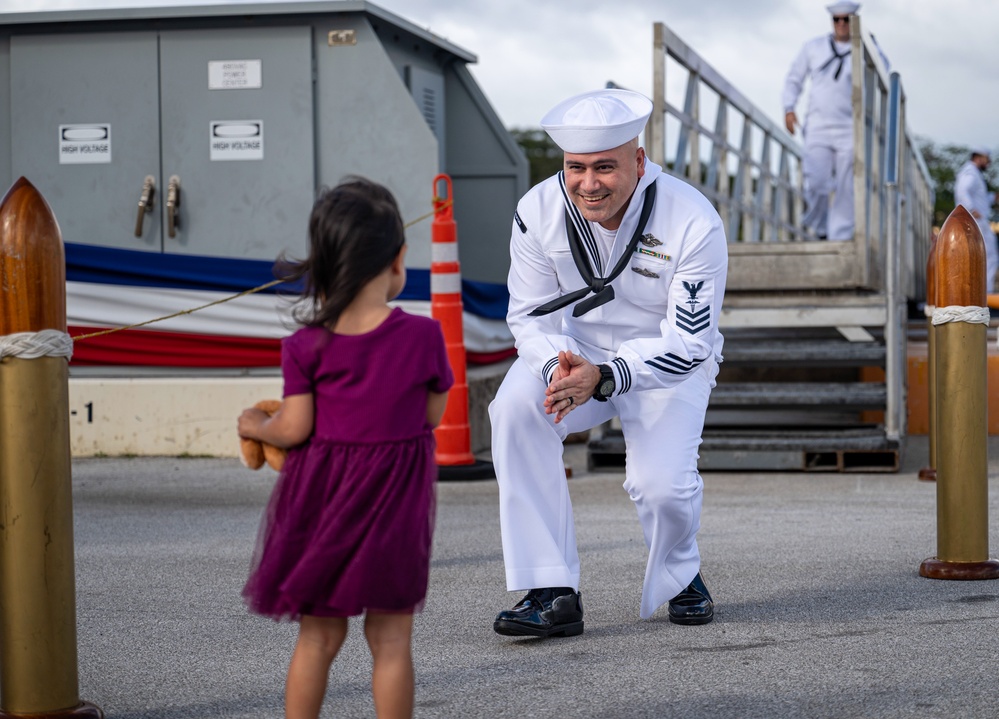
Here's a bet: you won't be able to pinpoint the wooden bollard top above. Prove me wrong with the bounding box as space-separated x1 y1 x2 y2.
935 204 985 308
0 177 66 335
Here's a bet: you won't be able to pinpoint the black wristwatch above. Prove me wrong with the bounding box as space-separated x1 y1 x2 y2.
592 364 615 402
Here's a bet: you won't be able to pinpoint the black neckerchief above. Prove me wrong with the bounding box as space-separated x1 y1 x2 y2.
818 35 850 80
529 178 656 318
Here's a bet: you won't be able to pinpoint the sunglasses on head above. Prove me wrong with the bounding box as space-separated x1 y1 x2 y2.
833 16 850 23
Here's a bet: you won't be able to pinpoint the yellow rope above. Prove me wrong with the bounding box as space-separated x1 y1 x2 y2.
72 199 452 343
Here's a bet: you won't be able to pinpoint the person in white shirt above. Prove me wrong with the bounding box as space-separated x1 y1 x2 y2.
955 148 997 292
782 1 869 241
489 89 728 638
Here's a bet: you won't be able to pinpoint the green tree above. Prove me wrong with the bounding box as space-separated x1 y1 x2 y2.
510 128 563 187
917 137 997 227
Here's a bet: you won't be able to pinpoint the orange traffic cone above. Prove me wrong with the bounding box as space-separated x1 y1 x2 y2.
430 174 494 480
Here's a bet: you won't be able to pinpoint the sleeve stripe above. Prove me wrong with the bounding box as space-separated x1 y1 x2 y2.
645 353 705 376
543 356 559 383
611 356 632 394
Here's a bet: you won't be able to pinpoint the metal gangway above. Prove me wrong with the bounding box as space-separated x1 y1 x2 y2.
590 18 935 472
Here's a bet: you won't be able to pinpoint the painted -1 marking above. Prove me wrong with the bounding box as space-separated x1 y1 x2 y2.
72 403 94 423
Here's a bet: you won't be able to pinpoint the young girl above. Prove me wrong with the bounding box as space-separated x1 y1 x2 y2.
238 177 453 719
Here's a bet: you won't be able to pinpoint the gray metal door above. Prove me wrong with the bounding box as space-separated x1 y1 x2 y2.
9 27 314 261
159 27 315 259
10 32 162 251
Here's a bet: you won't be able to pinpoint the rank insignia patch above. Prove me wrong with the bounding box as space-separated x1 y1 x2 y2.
676 305 710 334
676 280 710 334
682 280 704 304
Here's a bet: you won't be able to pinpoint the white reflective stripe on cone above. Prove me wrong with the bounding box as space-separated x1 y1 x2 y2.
431 272 462 295
432 243 459 263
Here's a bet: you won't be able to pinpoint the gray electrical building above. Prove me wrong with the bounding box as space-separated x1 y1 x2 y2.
0 0 528 287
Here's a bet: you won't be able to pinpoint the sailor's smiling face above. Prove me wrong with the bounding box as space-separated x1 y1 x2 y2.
563 140 646 231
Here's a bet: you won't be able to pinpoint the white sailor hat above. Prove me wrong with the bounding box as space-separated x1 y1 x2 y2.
826 1 860 14
541 89 653 154
971 146 992 158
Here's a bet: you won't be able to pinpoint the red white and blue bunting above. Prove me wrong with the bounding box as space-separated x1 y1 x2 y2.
66 242 514 367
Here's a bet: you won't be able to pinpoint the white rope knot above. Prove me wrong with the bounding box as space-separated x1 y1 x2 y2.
924 303 935 319
930 305 991 326
0 330 74 360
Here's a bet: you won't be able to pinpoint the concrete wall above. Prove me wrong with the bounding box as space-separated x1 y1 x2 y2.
69 377 283 457
68 361 512 457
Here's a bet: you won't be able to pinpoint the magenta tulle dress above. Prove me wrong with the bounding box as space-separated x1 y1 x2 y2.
243 308 454 620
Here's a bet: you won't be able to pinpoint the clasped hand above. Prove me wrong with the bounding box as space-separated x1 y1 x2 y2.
544 350 600 423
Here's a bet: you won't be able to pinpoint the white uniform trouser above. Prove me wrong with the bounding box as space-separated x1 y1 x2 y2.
489 356 716 619
802 125 854 241
978 221 999 294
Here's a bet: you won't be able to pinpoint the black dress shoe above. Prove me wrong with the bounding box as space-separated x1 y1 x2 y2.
668 572 714 625
493 587 584 638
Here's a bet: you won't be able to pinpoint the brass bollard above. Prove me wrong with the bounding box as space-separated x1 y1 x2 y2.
918 233 938 482
919 205 999 580
0 178 103 717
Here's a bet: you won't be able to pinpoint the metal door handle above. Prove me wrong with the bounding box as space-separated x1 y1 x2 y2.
134 175 155 237
166 175 181 238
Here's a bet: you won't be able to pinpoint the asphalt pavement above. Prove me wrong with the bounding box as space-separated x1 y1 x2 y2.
66 436 999 718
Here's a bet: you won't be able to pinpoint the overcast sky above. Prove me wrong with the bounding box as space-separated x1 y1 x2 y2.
3 0 996 151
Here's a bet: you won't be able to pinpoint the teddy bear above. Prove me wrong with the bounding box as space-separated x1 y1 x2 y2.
239 399 288 471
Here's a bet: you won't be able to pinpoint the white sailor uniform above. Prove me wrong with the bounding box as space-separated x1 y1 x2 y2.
489 157 728 619
955 159 998 293
783 33 857 240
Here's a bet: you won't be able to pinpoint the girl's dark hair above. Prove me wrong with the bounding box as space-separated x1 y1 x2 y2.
277 176 405 328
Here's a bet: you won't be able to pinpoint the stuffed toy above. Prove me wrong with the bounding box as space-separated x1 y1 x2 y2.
239 399 287 471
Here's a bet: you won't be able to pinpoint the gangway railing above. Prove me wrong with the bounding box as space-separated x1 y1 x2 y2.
882 72 934 305
883 70 935 441
616 18 937 470
852 17 933 302
650 18 934 300
649 22 810 247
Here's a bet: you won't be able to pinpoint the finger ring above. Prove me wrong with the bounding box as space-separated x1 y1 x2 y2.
567 396 574 406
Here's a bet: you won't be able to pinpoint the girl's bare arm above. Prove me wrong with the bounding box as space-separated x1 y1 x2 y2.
238 393 315 448
427 391 449 428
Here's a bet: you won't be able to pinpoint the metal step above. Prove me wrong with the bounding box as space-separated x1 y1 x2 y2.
719 291 888 329
721 339 886 366
705 408 877 428
585 311 898 472
710 381 886 409
588 427 900 473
